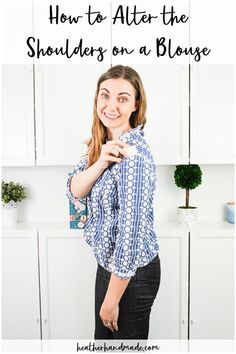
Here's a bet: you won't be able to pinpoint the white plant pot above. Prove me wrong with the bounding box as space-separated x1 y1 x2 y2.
177 206 198 229
2 201 19 228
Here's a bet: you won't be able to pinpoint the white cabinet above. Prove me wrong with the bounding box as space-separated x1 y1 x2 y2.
2 230 41 339
189 0 234 164
190 65 234 164
3 63 234 166
38 230 97 339
190 226 234 339
2 64 35 166
2 222 234 340
34 64 109 165
2 227 97 340
150 222 234 340
149 226 189 339
131 65 189 165
1 2 35 166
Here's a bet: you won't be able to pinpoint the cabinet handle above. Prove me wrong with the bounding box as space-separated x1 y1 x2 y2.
44 318 48 324
36 318 40 323
181 319 185 324
190 320 194 324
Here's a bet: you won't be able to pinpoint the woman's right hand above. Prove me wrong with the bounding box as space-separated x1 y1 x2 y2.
96 139 129 169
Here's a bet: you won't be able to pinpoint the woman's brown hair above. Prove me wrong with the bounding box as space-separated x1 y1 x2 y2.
85 65 147 167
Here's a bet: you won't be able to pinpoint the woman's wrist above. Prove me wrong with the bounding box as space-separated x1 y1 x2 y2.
104 295 119 307
104 274 131 306
94 159 108 170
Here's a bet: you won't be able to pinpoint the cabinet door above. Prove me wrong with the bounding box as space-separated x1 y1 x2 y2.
190 65 234 164
149 226 189 339
35 64 109 165
1 2 35 166
1 64 35 166
39 230 97 339
189 0 234 164
130 65 189 165
2 230 41 339
190 228 234 339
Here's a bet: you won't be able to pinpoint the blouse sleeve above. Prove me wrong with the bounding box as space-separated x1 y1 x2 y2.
66 156 89 204
112 154 151 280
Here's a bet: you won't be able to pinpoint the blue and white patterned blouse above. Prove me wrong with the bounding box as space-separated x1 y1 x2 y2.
66 124 159 279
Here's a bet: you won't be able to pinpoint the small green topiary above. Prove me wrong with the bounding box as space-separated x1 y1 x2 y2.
1 181 27 205
174 164 202 208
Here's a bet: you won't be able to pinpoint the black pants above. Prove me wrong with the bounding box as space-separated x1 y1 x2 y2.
94 253 161 340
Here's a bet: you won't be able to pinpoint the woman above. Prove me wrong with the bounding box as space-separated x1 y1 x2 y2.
66 65 161 340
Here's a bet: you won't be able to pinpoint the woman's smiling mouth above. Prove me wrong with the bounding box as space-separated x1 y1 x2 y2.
104 112 120 119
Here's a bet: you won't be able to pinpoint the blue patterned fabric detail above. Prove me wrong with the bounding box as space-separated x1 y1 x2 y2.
66 125 159 279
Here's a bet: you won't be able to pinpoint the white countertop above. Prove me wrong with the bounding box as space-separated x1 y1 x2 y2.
2 220 234 236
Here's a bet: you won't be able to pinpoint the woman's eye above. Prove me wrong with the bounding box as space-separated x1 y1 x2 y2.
101 93 109 99
100 93 128 102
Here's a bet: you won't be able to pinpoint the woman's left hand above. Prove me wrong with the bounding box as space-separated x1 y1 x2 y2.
99 298 119 332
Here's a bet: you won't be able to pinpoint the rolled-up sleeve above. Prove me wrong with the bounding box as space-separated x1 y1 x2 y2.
112 154 150 279
66 156 88 205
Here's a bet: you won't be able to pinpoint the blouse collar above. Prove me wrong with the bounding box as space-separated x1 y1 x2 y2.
105 124 144 143
119 124 143 138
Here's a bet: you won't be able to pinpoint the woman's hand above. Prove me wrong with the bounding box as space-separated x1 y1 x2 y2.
97 139 129 169
99 298 119 332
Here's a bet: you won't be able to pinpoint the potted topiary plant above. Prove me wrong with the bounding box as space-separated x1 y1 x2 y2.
174 164 202 229
1 181 27 227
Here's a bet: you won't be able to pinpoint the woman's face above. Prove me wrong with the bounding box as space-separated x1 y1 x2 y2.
96 78 137 131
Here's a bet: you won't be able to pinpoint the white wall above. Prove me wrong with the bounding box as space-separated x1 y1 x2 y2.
2 164 234 223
